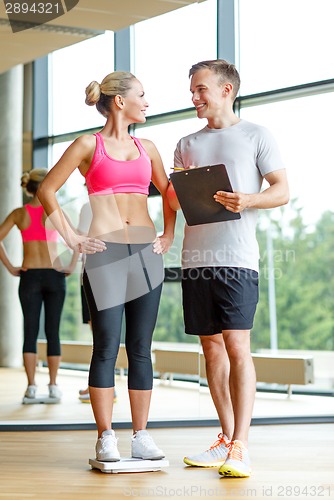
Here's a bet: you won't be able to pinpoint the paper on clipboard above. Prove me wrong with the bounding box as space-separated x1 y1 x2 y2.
170 164 241 226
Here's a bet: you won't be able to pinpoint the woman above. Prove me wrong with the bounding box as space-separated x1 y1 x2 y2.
0 168 77 402
37 72 175 461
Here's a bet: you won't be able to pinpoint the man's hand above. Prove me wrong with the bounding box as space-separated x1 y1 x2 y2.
214 190 250 213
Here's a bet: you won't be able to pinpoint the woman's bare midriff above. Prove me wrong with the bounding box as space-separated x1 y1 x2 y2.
88 193 156 243
22 240 60 269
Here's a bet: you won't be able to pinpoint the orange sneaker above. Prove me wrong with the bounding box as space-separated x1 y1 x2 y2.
219 440 251 477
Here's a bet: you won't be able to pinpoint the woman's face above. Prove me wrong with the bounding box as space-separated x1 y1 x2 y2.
122 79 149 123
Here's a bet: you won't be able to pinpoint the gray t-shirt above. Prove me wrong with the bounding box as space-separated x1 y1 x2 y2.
174 119 285 272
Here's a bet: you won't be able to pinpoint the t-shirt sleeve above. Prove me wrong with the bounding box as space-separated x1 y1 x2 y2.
174 140 185 170
256 126 285 176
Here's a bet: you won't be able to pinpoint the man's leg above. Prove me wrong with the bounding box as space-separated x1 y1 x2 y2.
183 334 233 467
218 329 255 478
222 329 256 447
200 334 234 439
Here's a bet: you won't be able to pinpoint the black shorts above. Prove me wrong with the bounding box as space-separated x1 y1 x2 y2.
182 267 259 335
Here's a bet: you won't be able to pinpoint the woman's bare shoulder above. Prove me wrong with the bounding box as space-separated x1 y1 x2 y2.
137 137 154 149
73 134 97 150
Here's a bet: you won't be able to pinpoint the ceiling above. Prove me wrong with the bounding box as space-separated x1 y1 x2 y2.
0 0 204 75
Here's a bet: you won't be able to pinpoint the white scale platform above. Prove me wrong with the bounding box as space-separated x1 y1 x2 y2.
89 457 169 474
22 395 61 404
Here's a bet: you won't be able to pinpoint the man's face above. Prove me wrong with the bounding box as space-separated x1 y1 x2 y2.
190 68 226 120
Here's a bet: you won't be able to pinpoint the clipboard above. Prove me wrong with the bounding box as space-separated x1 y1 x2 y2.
170 164 241 226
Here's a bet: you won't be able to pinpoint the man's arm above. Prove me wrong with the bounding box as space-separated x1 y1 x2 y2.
214 169 289 213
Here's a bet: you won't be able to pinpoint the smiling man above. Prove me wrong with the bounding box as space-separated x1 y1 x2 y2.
167 60 289 478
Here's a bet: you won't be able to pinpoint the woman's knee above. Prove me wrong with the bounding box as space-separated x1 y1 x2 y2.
128 365 153 390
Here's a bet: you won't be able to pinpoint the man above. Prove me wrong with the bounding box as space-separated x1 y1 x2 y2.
167 60 289 478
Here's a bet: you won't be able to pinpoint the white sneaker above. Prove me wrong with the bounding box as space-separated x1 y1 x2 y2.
78 392 91 403
184 433 230 467
24 385 37 399
131 430 165 460
96 430 120 462
48 384 62 399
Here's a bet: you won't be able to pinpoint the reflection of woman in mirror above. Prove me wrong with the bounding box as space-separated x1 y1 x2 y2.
37 72 176 462
0 169 77 402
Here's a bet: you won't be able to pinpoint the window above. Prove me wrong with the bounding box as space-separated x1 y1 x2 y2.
50 31 114 135
239 0 334 95
133 0 217 116
240 92 334 226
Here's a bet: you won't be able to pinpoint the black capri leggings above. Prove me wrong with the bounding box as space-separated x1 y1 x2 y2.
19 269 66 356
83 241 164 390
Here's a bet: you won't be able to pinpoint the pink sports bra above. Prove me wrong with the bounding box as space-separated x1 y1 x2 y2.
85 133 152 196
21 205 58 243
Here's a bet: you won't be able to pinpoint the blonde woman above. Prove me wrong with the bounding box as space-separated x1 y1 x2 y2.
37 72 175 461
0 169 77 401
